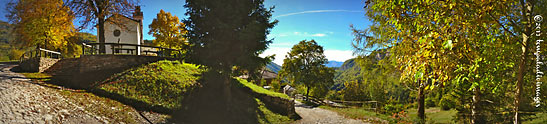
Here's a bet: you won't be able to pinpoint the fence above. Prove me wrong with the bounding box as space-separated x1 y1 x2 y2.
329 100 379 112
82 43 181 58
19 48 62 62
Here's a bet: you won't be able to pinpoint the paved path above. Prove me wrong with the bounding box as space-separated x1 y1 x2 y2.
0 64 105 124
293 100 368 124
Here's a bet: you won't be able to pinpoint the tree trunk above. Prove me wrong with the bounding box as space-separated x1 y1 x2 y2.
515 1 533 124
224 74 232 112
418 80 425 122
471 87 483 124
98 8 106 54
306 85 310 102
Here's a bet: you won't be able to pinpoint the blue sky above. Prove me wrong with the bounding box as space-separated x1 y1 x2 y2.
0 0 371 65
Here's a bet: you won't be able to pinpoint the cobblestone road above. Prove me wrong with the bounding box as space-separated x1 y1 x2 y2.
0 64 106 124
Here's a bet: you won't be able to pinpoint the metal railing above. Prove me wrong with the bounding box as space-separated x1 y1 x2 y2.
19 48 62 62
82 42 182 58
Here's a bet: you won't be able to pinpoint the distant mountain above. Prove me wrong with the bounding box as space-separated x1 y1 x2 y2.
265 62 282 73
0 21 13 44
333 49 390 87
325 61 344 68
333 58 362 85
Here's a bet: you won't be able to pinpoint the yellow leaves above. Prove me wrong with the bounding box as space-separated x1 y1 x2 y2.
148 9 188 50
9 0 74 49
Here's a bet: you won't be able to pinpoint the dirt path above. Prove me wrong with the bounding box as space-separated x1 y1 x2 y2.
293 100 369 124
0 64 107 123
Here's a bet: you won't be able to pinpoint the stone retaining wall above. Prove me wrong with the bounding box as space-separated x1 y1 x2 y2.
19 57 60 72
45 55 175 89
239 85 300 119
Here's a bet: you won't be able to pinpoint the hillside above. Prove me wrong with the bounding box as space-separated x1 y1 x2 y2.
266 62 282 73
325 61 344 68
0 21 12 44
333 49 389 88
98 60 294 123
333 58 362 85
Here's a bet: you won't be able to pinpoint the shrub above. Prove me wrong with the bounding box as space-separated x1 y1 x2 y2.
8 48 24 60
383 103 404 115
270 79 281 92
439 96 455 110
425 97 436 107
326 90 341 100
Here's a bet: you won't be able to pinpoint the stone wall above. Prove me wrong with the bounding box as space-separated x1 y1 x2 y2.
45 55 175 89
239 85 300 119
19 57 60 72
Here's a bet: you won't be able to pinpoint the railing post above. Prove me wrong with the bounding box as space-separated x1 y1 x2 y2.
82 43 85 56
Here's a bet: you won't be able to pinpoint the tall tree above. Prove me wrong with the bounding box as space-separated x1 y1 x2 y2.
7 0 75 51
278 40 334 101
68 0 137 54
354 0 528 123
148 9 188 50
183 0 277 115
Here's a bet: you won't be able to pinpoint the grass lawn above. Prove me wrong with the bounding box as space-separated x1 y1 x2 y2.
21 60 294 123
20 72 52 79
319 106 392 123
406 107 457 123
524 112 547 124
236 78 290 99
98 60 204 110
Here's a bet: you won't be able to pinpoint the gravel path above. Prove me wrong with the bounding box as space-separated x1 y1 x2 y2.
293 100 369 124
0 64 106 124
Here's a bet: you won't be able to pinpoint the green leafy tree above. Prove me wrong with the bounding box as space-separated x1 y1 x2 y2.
181 0 277 122
278 40 335 101
354 0 534 123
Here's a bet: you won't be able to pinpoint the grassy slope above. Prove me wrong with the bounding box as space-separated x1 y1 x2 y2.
99 60 292 123
99 60 203 110
236 78 290 99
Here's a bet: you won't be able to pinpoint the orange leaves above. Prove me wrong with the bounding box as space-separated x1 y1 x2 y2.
148 9 188 50
8 0 75 50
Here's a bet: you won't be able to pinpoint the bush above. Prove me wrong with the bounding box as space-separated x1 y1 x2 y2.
439 96 455 110
8 48 24 60
326 90 341 100
383 103 404 115
270 79 281 92
425 97 436 107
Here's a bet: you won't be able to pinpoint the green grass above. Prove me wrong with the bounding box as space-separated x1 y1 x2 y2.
525 112 547 124
319 106 392 123
98 60 204 110
21 72 52 79
236 78 290 99
256 98 293 124
406 107 457 123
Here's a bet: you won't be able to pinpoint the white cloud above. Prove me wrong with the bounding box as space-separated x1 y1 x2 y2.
260 47 355 65
270 31 330 38
274 10 363 18
311 33 326 37
260 47 291 65
324 50 355 62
